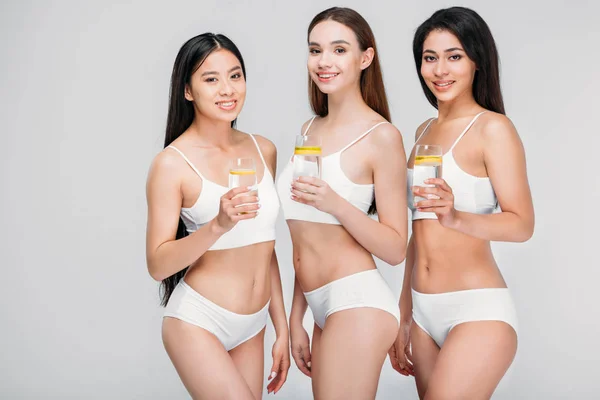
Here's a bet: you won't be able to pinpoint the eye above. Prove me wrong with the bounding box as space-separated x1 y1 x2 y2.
205 77 217 83
309 48 321 54
231 73 242 79
334 47 346 54
449 54 462 61
423 55 436 62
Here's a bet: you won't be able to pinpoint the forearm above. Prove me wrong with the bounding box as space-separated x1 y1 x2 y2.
334 200 407 265
268 251 289 336
290 276 308 326
399 236 415 323
450 210 534 242
147 219 223 281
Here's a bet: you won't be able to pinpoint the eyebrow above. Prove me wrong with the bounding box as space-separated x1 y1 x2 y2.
423 47 465 55
201 66 242 77
308 40 351 46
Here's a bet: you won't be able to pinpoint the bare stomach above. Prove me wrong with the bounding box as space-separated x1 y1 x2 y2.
287 220 376 292
183 241 274 314
411 220 507 293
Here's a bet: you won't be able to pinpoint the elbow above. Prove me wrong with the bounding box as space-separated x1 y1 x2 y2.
148 266 164 282
515 224 534 243
384 248 407 266
147 258 167 282
509 217 534 243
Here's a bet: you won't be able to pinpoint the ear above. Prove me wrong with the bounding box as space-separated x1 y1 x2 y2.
184 84 193 101
360 47 375 70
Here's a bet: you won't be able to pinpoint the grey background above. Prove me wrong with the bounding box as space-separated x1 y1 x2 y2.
1 0 598 398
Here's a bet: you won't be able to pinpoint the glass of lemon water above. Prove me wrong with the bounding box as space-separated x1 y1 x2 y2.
229 158 257 213
413 145 442 203
293 135 322 180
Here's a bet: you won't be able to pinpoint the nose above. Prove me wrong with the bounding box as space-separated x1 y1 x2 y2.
318 51 332 69
219 79 234 96
433 58 448 77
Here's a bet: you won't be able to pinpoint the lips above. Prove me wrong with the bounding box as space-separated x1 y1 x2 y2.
432 80 455 90
316 72 339 82
215 100 237 111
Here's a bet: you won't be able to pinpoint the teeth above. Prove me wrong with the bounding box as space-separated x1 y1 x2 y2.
436 82 453 87
218 101 235 106
319 74 338 78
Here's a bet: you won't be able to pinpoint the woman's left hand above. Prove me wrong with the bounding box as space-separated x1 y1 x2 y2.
291 177 342 214
413 178 458 228
267 334 290 395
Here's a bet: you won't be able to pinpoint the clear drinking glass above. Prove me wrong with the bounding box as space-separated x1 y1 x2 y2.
293 135 322 180
413 145 442 203
228 157 257 190
228 158 257 215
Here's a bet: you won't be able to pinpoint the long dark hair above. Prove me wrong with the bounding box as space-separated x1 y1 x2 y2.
413 6 505 115
308 7 389 214
160 33 246 306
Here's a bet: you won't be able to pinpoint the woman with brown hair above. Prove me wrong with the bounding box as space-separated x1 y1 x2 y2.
276 7 408 399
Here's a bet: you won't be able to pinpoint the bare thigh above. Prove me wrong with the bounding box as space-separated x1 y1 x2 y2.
424 321 517 400
162 317 256 400
312 322 322 358
229 328 266 400
312 308 398 400
410 322 440 399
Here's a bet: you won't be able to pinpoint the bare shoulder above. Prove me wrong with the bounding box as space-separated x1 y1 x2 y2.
252 134 277 158
478 112 521 144
370 122 404 149
146 148 184 196
148 148 184 179
249 133 277 174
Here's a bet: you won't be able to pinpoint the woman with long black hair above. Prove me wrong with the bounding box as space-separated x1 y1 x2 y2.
145 33 289 399
390 7 534 399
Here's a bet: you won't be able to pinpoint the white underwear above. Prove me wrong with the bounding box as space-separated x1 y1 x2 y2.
412 287 518 347
304 269 400 329
164 280 269 351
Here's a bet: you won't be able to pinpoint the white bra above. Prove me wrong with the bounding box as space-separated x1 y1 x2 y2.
167 133 279 250
276 117 388 225
408 112 498 220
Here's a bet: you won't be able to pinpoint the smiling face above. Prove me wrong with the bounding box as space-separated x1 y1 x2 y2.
185 49 246 122
307 20 373 95
420 29 477 105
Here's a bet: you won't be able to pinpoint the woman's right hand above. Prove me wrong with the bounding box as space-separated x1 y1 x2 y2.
213 186 260 234
389 319 414 376
290 320 312 378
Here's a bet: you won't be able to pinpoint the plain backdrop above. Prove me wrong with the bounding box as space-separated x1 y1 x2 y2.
1 0 598 398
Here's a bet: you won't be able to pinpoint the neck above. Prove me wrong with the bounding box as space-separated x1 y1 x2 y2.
325 83 368 125
436 90 480 122
188 112 235 148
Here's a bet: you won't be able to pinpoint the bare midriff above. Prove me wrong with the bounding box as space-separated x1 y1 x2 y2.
288 220 376 292
184 240 274 314
411 220 506 294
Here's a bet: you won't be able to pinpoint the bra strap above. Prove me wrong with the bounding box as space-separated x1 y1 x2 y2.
247 133 268 169
339 121 389 153
448 111 487 152
166 146 204 179
302 116 317 136
414 118 436 144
